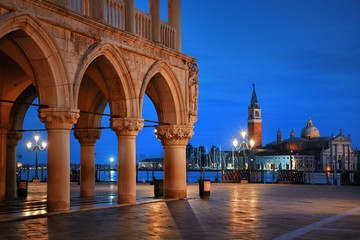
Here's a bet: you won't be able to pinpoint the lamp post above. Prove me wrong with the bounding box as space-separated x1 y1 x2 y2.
109 157 114 182
232 129 255 170
232 130 255 183
232 138 240 170
249 138 255 169
26 133 47 181
16 161 23 182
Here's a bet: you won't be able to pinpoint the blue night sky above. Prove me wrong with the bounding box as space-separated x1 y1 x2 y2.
17 0 360 165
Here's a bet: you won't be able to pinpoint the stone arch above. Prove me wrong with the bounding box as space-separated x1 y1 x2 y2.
0 13 72 108
140 61 186 125
74 42 137 128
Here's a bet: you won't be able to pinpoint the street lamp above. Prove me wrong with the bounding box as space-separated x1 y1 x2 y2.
109 157 114 182
232 129 255 170
249 138 255 169
232 138 240 170
26 133 47 181
16 161 23 181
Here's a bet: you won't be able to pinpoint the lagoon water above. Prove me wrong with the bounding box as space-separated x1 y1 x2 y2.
20 169 340 185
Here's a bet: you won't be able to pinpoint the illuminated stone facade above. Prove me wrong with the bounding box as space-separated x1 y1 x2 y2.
0 0 197 208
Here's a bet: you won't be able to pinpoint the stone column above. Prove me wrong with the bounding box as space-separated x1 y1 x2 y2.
92 1 106 21
150 0 161 43
0 124 8 201
6 132 22 198
155 125 193 199
74 129 100 197
111 118 143 204
168 0 181 51
39 108 80 211
125 0 135 33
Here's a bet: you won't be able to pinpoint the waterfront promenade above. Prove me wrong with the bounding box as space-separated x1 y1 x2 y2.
0 183 359 239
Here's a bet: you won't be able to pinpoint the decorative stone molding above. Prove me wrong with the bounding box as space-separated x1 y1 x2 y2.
6 132 22 146
155 125 194 146
188 61 199 123
74 129 101 144
189 115 198 125
110 118 144 136
39 108 80 130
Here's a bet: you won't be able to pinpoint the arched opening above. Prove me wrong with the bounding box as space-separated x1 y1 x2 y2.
15 97 48 183
136 94 163 181
0 29 46 199
0 14 73 208
140 61 186 125
140 63 190 199
145 72 177 124
74 49 132 199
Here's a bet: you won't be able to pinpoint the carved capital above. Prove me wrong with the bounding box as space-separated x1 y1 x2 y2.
6 132 23 146
110 118 144 136
74 129 101 144
155 125 194 146
39 108 80 130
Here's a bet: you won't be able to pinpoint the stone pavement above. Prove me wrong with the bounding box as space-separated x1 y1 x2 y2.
0 183 360 239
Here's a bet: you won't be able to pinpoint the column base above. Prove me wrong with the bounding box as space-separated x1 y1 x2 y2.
80 191 95 198
118 193 136 204
47 201 70 211
164 189 187 199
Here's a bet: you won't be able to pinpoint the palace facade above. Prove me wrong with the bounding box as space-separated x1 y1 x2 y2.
0 0 197 210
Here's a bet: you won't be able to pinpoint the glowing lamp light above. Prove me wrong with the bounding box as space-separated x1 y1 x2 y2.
232 138 238 148
249 139 255 149
17 161 23 169
34 133 40 142
26 141 32 150
241 129 246 140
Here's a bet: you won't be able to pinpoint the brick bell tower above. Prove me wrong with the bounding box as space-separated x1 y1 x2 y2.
248 84 262 148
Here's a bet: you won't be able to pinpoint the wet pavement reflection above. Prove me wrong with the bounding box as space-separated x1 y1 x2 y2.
0 183 359 239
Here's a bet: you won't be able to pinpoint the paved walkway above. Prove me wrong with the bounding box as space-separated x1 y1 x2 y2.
0 183 360 239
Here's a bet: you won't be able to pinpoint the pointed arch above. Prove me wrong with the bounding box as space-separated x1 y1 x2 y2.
0 12 71 108
140 60 186 125
74 42 137 120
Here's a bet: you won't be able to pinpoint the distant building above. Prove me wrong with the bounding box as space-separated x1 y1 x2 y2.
248 84 262 148
138 158 163 170
243 86 358 172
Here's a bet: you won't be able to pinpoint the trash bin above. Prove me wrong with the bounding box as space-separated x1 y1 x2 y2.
17 180 28 197
154 179 164 197
199 179 211 198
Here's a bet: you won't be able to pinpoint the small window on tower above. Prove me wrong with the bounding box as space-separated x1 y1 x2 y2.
255 111 259 117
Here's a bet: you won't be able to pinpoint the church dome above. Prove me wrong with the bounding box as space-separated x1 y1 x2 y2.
301 118 320 139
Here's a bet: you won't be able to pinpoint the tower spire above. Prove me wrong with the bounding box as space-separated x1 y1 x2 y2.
248 84 262 148
250 83 259 108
